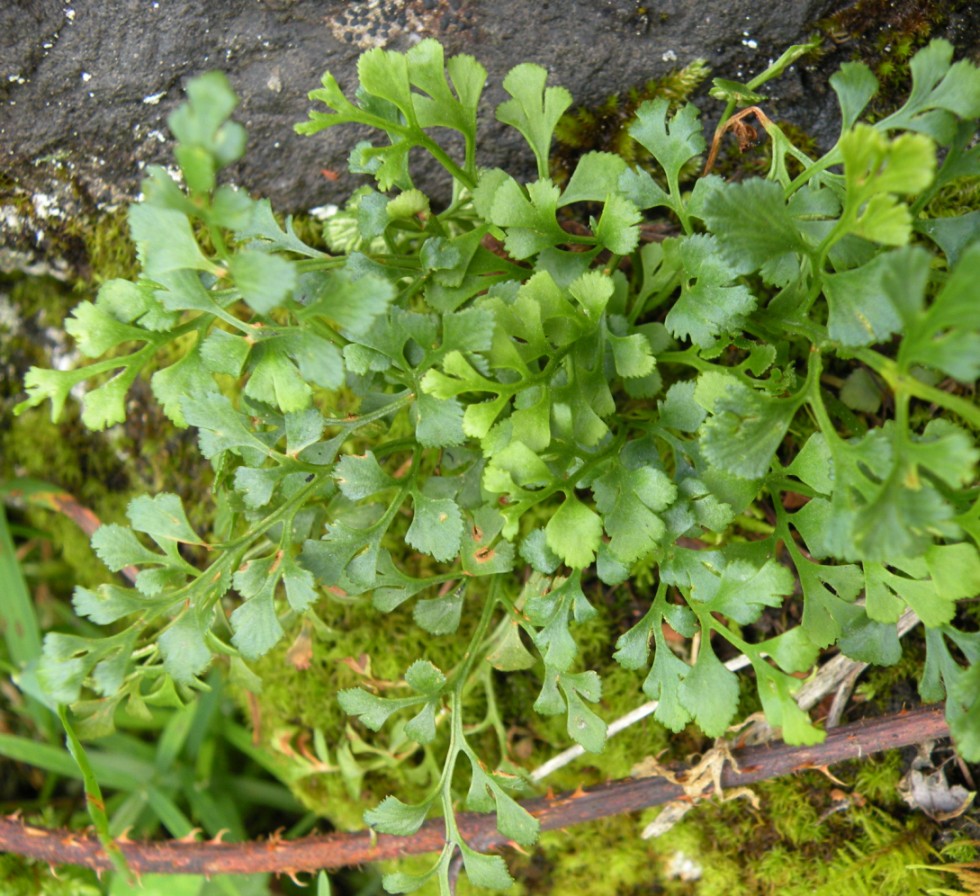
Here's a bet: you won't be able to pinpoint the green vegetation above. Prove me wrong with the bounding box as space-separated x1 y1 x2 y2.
814 0 969 105
3 32 979 896
550 57 711 185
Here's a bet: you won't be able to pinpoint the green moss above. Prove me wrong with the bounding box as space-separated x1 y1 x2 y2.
72 206 139 283
245 592 489 827
852 750 906 806
0 855 101 896
0 154 141 284
766 773 830 845
812 0 966 119
926 177 980 219
645 758 959 896
478 814 677 896
244 571 685 839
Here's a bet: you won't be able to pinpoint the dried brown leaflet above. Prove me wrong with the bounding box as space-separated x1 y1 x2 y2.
703 105 779 175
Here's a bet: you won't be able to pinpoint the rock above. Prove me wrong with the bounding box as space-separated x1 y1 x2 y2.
1 0 977 269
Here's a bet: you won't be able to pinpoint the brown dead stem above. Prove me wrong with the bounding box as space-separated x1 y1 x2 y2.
0 704 950 876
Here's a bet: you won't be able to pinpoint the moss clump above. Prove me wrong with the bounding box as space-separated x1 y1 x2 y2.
245 575 681 831
926 177 980 219
811 0 970 119
1 156 139 283
0 855 101 896
70 206 139 284
245 590 490 829
491 814 673 896
652 769 945 896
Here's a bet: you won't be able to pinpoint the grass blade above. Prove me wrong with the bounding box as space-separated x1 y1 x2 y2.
59 705 133 880
0 500 59 740
0 502 43 668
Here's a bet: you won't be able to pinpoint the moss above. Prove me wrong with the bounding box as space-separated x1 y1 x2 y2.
476 814 678 896
649 770 950 896
925 177 980 219
0 855 101 896
244 570 687 839
810 0 969 120
245 591 489 827
72 206 139 284
642 733 980 896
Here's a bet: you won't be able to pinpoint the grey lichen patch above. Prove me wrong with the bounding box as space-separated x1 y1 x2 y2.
1 160 137 283
1 188 71 279
326 0 477 49
0 292 18 332
2 172 90 277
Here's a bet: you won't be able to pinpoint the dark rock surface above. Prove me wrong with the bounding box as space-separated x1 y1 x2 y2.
1 0 977 266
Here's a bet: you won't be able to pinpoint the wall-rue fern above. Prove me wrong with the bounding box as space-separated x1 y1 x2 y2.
15 37 980 894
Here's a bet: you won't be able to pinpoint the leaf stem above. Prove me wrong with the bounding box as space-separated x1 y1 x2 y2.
858 352 980 428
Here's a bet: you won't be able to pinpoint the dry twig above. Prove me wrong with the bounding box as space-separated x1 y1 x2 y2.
0 704 949 877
